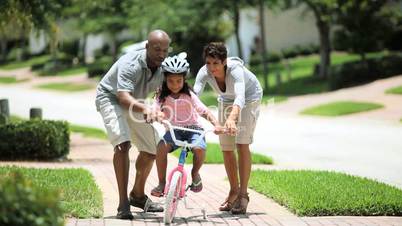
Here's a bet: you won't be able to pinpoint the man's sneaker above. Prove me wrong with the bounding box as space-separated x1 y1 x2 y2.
116 207 134 220
129 195 164 212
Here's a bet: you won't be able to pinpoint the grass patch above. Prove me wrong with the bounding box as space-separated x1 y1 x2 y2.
0 76 17 84
249 170 402 216
171 142 273 164
0 76 29 84
70 124 107 140
36 82 94 92
300 101 383 116
262 95 287 104
198 91 286 107
0 166 103 218
255 51 388 95
385 85 402 95
199 91 218 107
0 55 51 70
40 66 87 77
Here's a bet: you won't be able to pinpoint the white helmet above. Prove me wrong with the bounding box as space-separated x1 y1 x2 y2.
161 52 189 74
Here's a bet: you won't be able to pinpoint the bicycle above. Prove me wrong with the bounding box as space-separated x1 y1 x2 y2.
159 120 211 224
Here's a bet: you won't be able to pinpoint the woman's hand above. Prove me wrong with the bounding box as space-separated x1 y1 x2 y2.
224 119 237 136
213 125 226 135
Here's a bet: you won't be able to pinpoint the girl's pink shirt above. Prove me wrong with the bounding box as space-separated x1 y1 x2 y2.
154 92 209 127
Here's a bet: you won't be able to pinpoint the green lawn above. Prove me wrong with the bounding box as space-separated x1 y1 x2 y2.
0 55 51 70
0 166 103 218
255 51 388 96
301 101 383 116
70 124 107 140
0 76 29 84
171 142 273 164
249 170 402 216
40 66 87 77
199 91 286 107
385 85 402 95
0 76 17 84
36 82 94 92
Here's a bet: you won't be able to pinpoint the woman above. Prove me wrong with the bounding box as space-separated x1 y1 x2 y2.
193 42 263 214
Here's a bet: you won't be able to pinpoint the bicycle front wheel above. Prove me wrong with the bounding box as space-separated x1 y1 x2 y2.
164 171 182 224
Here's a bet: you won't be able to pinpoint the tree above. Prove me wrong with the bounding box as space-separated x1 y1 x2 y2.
125 0 233 74
335 0 399 61
0 0 71 60
259 0 269 91
301 0 338 78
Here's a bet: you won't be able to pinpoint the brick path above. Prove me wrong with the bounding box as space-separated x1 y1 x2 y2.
1 134 401 226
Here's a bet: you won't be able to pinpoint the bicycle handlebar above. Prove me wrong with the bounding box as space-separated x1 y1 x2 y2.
160 120 213 149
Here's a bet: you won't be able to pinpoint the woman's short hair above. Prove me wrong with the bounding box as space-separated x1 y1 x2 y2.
203 42 227 62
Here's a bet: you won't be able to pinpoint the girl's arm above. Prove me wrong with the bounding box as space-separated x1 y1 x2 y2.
191 92 221 127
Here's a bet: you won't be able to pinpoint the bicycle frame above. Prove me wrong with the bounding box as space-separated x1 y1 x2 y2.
161 120 210 198
159 120 212 224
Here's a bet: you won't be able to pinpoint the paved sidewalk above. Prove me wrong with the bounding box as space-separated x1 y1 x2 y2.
2 134 401 226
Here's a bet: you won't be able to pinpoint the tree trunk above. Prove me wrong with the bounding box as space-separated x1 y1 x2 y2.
233 1 243 59
81 33 87 65
0 38 7 62
110 34 117 62
259 0 269 91
360 51 366 62
317 20 331 78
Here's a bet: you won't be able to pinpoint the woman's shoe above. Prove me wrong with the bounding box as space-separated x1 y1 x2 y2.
231 193 249 215
219 198 234 211
150 184 165 197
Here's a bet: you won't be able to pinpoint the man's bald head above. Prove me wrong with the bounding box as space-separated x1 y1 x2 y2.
146 29 170 68
147 30 170 44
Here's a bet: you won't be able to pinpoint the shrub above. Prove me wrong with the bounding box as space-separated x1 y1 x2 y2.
249 51 282 66
0 120 70 160
329 54 402 90
59 39 80 58
6 47 29 61
281 46 299 59
0 171 64 226
39 55 74 75
87 56 113 78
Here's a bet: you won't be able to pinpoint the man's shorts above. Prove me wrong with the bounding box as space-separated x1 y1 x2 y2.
218 100 261 151
160 127 206 152
96 98 160 154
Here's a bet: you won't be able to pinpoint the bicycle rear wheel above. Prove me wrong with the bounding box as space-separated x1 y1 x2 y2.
164 171 182 224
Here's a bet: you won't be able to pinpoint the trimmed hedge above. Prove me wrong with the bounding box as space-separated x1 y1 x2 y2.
87 56 113 78
0 171 64 226
0 120 70 160
249 51 282 66
329 54 402 90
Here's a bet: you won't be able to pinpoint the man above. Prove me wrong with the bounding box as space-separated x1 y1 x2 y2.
95 30 170 219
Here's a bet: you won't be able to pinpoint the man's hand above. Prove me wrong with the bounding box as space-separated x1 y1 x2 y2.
143 108 164 123
156 111 165 122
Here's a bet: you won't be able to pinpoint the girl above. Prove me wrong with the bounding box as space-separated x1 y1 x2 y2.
151 54 222 197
